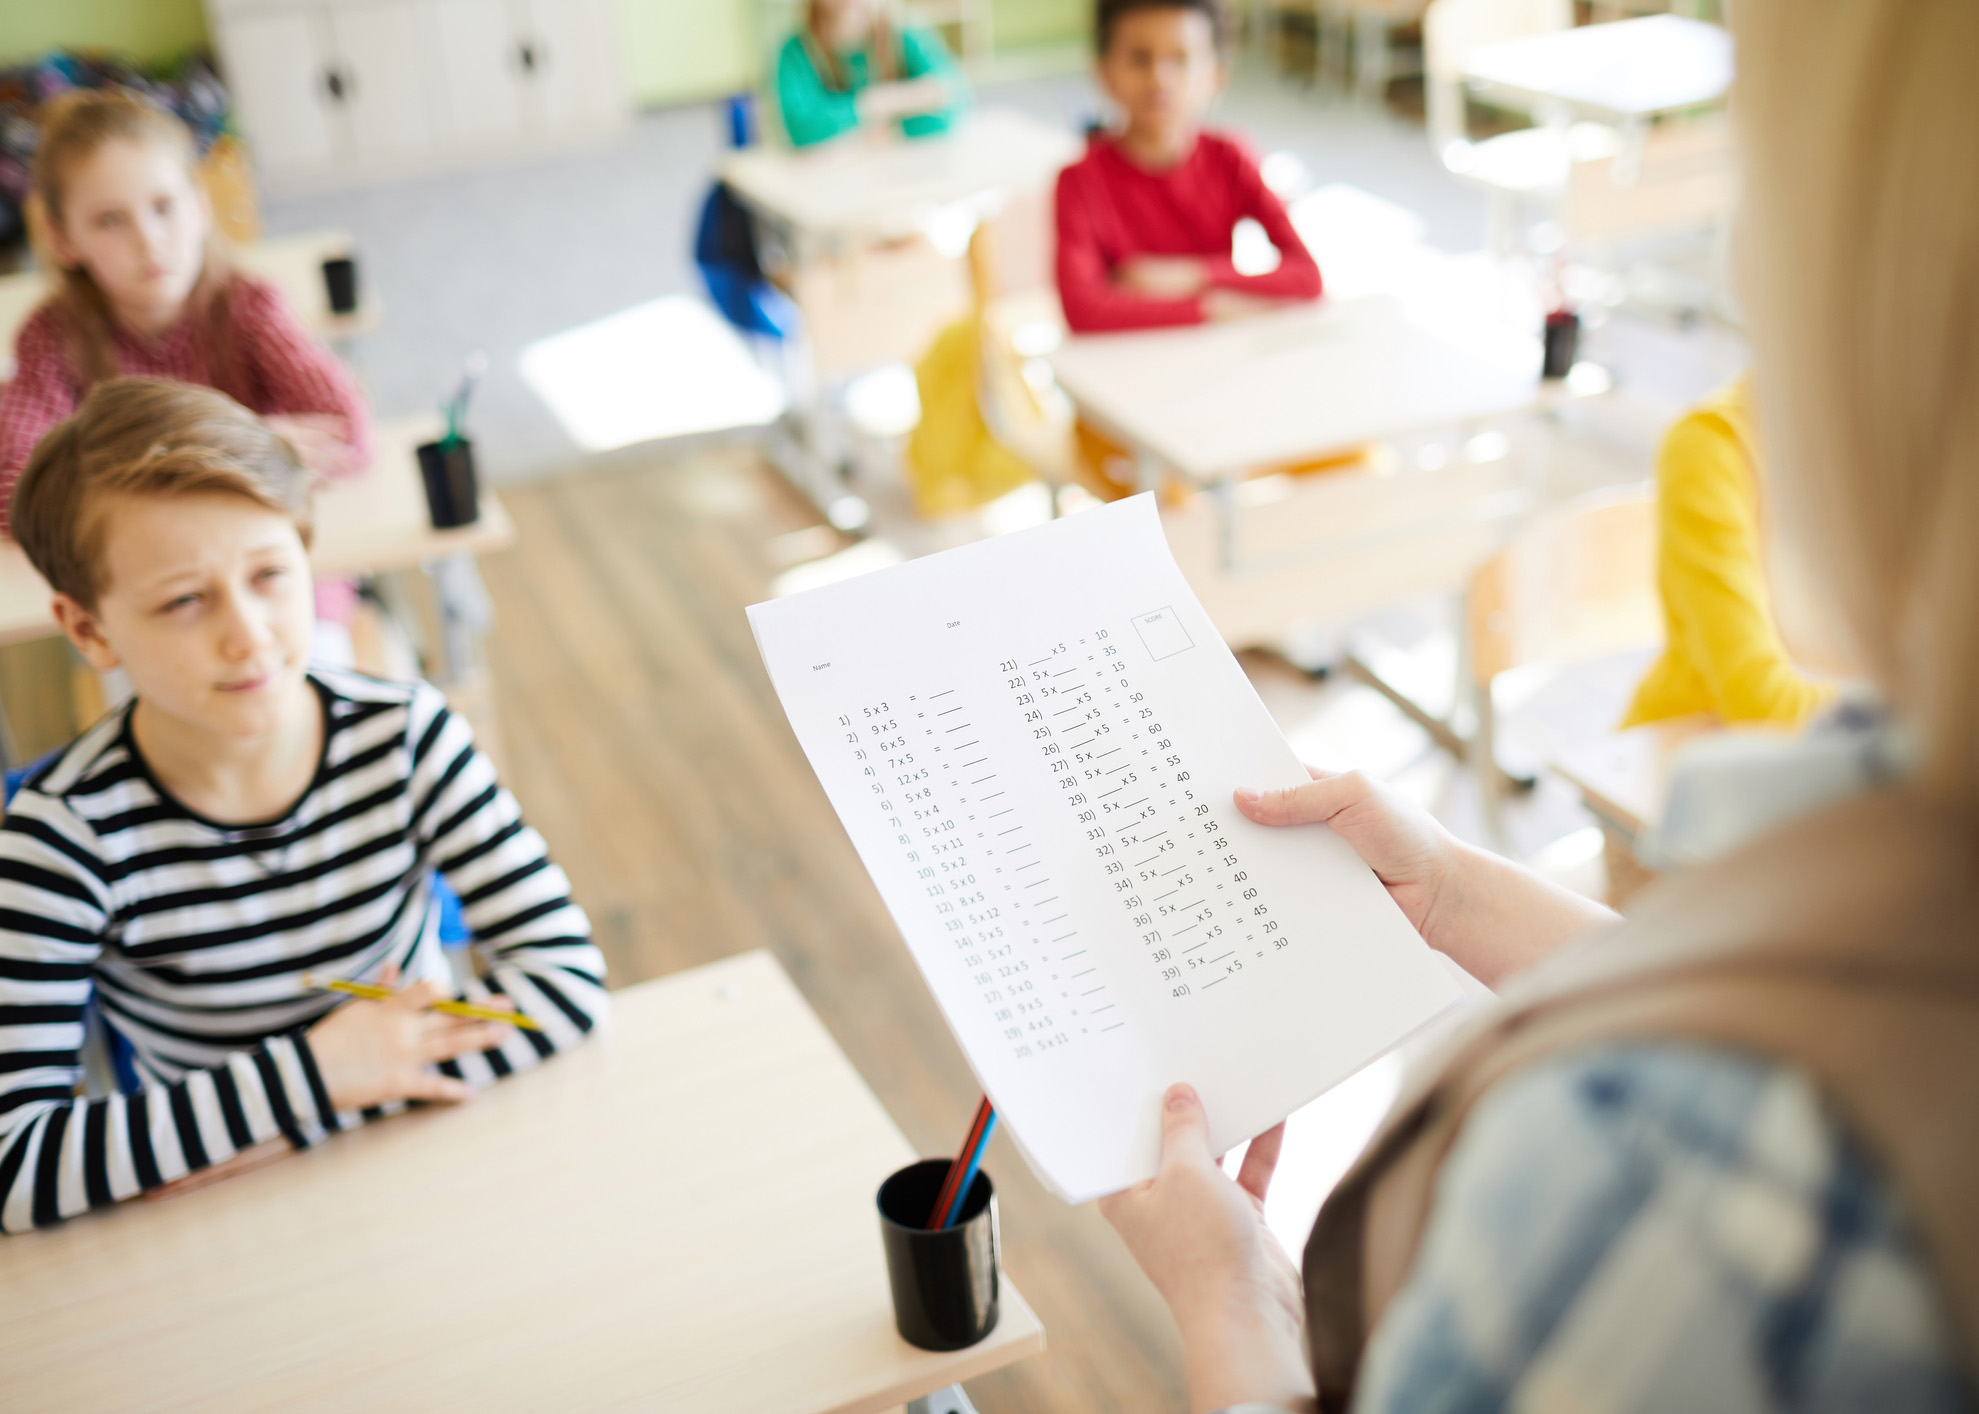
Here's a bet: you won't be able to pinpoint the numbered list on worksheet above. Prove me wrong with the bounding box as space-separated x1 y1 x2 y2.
749 497 1460 1202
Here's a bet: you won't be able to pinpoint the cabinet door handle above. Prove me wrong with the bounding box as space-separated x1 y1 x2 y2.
518 41 539 74
324 66 350 101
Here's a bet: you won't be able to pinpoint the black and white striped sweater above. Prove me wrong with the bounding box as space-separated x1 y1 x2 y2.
0 669 608 1231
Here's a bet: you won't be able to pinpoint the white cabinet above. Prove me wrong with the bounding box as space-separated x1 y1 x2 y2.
428 0 526 147
214 7 338 177
207 0 629 192
325 1 439 163
514 0 624 135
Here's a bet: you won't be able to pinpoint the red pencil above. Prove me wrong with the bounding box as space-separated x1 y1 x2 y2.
926 1094 995 1230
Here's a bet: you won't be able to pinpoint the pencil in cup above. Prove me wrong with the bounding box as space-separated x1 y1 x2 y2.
927 1095 997 1230
302 973 540 1030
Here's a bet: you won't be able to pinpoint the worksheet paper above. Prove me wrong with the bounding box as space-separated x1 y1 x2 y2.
748 496 1462 1202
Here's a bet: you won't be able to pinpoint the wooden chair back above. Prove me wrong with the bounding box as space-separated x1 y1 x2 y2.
1467 483 1660 686
1565 114 1736 242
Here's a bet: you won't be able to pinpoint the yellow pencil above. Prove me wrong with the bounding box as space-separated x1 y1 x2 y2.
302 974 542 1030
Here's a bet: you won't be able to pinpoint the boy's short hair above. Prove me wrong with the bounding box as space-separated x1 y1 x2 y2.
13 378 313 611
1096 0 1228 52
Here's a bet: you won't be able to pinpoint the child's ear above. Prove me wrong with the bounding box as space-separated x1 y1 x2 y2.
27 193 81 271
51 594 122 674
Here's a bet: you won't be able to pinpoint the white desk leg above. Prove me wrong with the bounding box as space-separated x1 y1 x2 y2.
426 554 495 686
1213 474 1240 573
1354 11 1392 107
906 1385 979 1414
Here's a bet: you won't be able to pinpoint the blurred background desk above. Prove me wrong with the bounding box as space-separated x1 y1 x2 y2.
0 951 1045 1414
0 417 511 766
1461 14 1734 127
1550 714 1716 904
722 112 1080 522
0 228 376 381
1048 295 1542 647
721 110 1079 258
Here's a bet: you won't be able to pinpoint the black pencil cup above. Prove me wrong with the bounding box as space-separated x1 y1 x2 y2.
1542 309 1581 379
416 438 480 529
877 1158 1001 1351
321 256 359 316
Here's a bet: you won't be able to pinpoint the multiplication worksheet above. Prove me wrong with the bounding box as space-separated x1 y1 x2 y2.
750 497 1460 1202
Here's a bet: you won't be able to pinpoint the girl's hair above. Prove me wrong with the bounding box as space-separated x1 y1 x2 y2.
1735 1 1979 801
13 378 312 613
31 89 240 395
804 0 898 91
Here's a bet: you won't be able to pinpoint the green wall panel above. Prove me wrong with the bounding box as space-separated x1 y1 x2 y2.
992 0 1090 51
0 0 211 66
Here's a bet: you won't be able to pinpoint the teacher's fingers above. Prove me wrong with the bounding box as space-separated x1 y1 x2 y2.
1157 1082 1215 1172
1235 1121 1287 1206
1233 771 1370 828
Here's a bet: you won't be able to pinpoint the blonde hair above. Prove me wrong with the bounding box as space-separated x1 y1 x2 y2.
1735 1 1979 802
13 379 312 612
804 0 898 89
32 89 240 393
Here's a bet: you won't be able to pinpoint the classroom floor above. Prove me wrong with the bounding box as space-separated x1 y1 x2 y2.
267 67 1748 1413
471 444 1605 1412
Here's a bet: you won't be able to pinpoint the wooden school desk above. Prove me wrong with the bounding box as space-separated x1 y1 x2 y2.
0 951 1044 1413
0 416 510 774
0 415 509 644
1550 714 1717 904
1047 293 1544 647
722 109 1079 259
0 229 377 381
722 111 1080 517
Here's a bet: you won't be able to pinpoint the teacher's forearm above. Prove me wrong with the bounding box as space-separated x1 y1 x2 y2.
1425 841 1620 988
1174 1298 1319 1414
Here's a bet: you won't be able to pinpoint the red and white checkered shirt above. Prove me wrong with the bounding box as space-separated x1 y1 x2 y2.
0 273 372 537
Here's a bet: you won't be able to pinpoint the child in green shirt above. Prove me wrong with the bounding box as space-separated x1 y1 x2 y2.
776 0 967 147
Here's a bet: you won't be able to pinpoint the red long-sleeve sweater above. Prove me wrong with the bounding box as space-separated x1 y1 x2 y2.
1053 131 1322 334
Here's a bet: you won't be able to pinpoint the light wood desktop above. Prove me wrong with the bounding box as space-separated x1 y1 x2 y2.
1461 14 1734 126
0 415 512 647
0 229 376 380
1551 715 1717 904
722 109 1080 251
1048 295 1543 646
1050 294 1537 484
0 950 1045 1413
723 110 1080 509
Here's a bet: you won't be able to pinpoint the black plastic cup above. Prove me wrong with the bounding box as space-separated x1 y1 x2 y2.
322 256 359 316
416 437 480 529
877 1158 1001 1351
1542 309 1581 379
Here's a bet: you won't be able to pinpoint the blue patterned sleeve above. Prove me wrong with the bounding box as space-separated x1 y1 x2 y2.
1351 1044 1969 1414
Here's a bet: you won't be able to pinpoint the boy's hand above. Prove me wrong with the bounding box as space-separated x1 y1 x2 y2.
1119 255 1211 299
304 963 514 1111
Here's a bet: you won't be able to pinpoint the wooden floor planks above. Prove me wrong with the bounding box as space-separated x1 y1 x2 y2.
477 446 1188 1413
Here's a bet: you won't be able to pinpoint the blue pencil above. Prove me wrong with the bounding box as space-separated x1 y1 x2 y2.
934 1105 997 1229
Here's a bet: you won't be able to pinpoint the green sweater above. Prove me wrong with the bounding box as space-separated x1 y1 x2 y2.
775 26 965 148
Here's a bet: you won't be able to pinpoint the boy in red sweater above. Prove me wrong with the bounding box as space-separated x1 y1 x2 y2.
1056 0 1322 333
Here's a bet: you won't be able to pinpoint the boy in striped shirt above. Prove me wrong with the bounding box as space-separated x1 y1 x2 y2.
0 378 608 1231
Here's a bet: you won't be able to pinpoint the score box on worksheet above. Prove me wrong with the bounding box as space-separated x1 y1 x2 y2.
749 496 1460 1203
